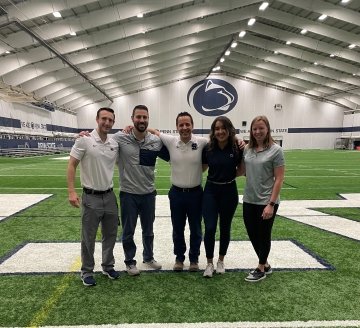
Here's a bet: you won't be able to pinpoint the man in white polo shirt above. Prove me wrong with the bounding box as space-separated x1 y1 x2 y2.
150 112 208 272
67 107 119 287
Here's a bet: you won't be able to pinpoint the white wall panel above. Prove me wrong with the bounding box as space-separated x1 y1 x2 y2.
76 75 345 149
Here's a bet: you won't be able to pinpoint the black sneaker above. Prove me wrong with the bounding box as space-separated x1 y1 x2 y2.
102 269 120 280
82 276 96 286
264 265 272 275
245 268 266 282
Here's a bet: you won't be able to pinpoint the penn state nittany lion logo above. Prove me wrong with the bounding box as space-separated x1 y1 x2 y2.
187 79 238 116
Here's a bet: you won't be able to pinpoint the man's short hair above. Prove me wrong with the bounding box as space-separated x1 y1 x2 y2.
97 107 115 119
176 112 193 126
132 105 149 117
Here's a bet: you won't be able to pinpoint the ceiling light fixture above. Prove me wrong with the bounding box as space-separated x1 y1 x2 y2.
274 50 279 54
5 50 10 54
248 18 256 26
225 50 231 56
300 29 307 35
341 0 351 3
231 42 237 48
259 2 269 11
220 58 225 62
286 41 291 45
330 54 335 57
314 62 318 65
53 11 61 18
318 14 327 21
239 31 246 38
69 31 76 36
348 44 356 49
137 13 143 18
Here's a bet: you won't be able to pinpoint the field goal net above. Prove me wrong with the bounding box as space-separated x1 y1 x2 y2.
334 137 349 150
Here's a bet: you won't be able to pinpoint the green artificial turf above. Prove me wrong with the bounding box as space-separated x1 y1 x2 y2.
0 150 359 327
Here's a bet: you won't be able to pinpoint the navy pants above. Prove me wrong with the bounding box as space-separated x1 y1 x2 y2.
168 186 203 263
120 191 156 266
202 181 238 259
243 202 278 265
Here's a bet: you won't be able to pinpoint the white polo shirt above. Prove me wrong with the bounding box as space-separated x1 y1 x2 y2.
70 129 119 191
160 134 208 188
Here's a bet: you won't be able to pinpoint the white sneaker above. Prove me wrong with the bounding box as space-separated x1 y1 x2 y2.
126 264 140 276
143 259 162 270
216 260 225 274
203 263 214 278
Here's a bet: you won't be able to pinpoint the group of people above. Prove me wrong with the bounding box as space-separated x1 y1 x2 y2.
67 105 285 287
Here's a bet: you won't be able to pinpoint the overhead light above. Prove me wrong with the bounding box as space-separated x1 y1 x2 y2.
259 2 269 11
330 53 335 57
239 31 246 38
248 18 256 26
53 11 61 18
300 29 307 35
69 31 76 36
286 41 292 45
231 42 237 48
137 13 143 18
225 50 231 56
353 73 356 76
348 44 356 49
341 0 351 3
212 66 221 71
220 57 225 63
274 50 279 54
318 14 327 21
5 50 10 54
314 62 318 65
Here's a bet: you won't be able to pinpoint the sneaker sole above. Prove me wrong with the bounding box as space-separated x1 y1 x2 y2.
216 271 225 274
244 275 266 282
203 274 213 278
127 271 140 276
82 280 96 286
102 271 119 280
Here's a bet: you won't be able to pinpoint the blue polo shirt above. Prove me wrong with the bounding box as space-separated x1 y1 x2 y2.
202 143 242 183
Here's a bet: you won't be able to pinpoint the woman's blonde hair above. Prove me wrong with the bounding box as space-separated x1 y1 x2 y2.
248 115 275 149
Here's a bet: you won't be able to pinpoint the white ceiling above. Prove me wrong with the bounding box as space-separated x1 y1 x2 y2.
0 0 359 112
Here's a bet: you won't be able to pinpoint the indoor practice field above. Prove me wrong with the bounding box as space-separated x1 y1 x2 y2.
0 149 360 328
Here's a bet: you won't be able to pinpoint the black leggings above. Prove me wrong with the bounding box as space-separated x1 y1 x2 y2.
243 202 278 265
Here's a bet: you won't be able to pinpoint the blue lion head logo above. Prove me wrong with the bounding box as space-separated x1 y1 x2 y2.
187 79 238 116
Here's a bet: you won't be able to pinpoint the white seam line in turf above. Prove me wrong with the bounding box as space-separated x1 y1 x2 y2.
8 319 360 327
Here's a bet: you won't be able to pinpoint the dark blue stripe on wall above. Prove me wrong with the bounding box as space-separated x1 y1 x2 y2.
0 116 21 128
192 129 240 134
288 127 360 133
46 124 78 133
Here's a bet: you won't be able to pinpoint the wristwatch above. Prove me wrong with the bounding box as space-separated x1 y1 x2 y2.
268 201 276 206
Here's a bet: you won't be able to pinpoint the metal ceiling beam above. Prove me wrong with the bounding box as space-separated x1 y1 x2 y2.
0 19 113 102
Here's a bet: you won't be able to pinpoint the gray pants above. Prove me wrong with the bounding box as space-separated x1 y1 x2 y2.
81 191 119 278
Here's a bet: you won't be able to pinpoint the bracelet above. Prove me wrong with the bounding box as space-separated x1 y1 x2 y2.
268 201 275 206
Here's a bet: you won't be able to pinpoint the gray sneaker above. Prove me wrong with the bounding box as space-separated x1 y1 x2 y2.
143 259 162 270
189 262 199 272
245 268 266 282
126 264 140 276
216 260 225 274
173 261 184 271
264 265 273 275
203 263 214 278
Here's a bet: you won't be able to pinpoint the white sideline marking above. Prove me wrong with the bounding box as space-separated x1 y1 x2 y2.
52 156 70 160
273 193 360 241
8 320 360 327
0 194 52 221
0 239 325 274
